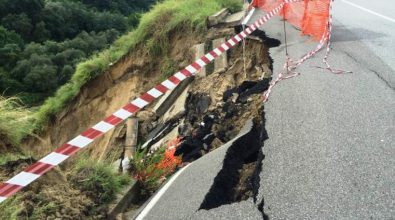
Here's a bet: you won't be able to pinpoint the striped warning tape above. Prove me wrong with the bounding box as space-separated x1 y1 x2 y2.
262 0 349 102
0 0 301 203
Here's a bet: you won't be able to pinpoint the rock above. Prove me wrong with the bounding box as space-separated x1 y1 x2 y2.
207 8 229 27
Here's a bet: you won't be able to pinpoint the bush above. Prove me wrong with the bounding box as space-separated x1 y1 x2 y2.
33 0 242 130
71 157 130 204
0 96 33 145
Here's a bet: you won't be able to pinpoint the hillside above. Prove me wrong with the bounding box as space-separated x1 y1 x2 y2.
0 0 247 219
0 0 155 105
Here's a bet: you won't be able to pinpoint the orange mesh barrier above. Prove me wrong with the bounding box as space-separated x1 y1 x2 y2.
253 0 330 40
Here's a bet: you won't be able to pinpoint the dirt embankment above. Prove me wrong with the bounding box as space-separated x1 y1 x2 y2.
23 29 203 162
1 17 275 218
1 26 206 219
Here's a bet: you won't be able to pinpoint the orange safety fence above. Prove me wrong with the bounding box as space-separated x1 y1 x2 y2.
251 0 330 40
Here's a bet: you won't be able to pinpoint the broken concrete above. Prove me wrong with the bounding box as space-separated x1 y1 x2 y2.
134 119 257 220
107 180 140 220
153 77 193 116
149 124 179 152
207 8 229 27
223 11 246 27
161 84 191 123
194 43 207 77
212 38 228 72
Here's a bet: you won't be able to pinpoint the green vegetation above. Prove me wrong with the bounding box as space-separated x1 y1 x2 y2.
71 157 130 204
0 153 29 166
0 196 23 220
34 0 242 130
131 148 167 195
0 96 33 145
0 0 156 105
0 195 60 220
1 0 242 143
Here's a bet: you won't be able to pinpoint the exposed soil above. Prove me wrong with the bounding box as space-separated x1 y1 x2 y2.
1 12 276 219
1 24 208 220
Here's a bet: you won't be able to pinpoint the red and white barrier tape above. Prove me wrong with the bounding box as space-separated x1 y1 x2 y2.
263 0 351 102
0 0 300 203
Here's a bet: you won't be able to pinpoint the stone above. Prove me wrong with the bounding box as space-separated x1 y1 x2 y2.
212 38 228 72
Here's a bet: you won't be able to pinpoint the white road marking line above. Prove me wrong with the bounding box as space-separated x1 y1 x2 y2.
341 0 395 24
135 164 191 220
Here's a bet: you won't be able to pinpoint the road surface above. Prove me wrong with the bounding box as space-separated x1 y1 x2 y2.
134 0 395 219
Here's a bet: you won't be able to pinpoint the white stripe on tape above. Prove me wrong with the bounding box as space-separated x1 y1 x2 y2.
113 108 132 120
0 197 6 203
68 135 93 148
221 43 229 51
6 172 40 187
185 65 197 74
205 54 215 61
162 80 176 90
240 31 247 38
246 28 252 34
93 121 114 133
196 59 206 67
234 35 242 42
174 72 187 81
228 39 236 46
147 88 163 98
40 152 69 166
213 48 222 56
132 98 149 108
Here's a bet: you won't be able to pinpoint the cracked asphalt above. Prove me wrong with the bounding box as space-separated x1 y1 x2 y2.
256 0 395 219
134 1 395 219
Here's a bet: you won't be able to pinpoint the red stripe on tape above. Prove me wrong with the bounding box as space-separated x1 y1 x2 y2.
191 62 201 71
168 76 181 85
123 103 140 113
81 128 103 139
230 37 237 44
209 51 218 58
0 183 23 197
200 56 210 64
104 115 123 126
55 144 81 156
218 46 225 53
155 84 169 94
140 93 155 103
25 162 54 175
225 41 232 48
180 69 192 77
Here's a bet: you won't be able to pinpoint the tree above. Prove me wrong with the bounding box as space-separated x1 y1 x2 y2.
32 21 50 43
1 13 33 40
23 64 57 92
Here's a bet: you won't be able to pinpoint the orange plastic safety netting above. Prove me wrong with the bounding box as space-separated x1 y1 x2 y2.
251 0 330 41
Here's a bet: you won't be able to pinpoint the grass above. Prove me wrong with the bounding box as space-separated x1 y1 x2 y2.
33 0 242 131
0 196 24 220
0 153 29 166
0 96 33 146
0 195 58 220
71 156 130 204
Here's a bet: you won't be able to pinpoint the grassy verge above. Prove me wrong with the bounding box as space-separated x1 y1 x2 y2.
33 0 242 131
70 156 130 204
0 96 33 146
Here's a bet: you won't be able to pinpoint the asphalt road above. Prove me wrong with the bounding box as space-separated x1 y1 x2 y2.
133 1 395 219
258 0 395 219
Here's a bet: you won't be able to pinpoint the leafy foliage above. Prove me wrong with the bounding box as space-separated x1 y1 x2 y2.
0 96 33 145
33 0 242 130
0 0 155 105
71 157 130 204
